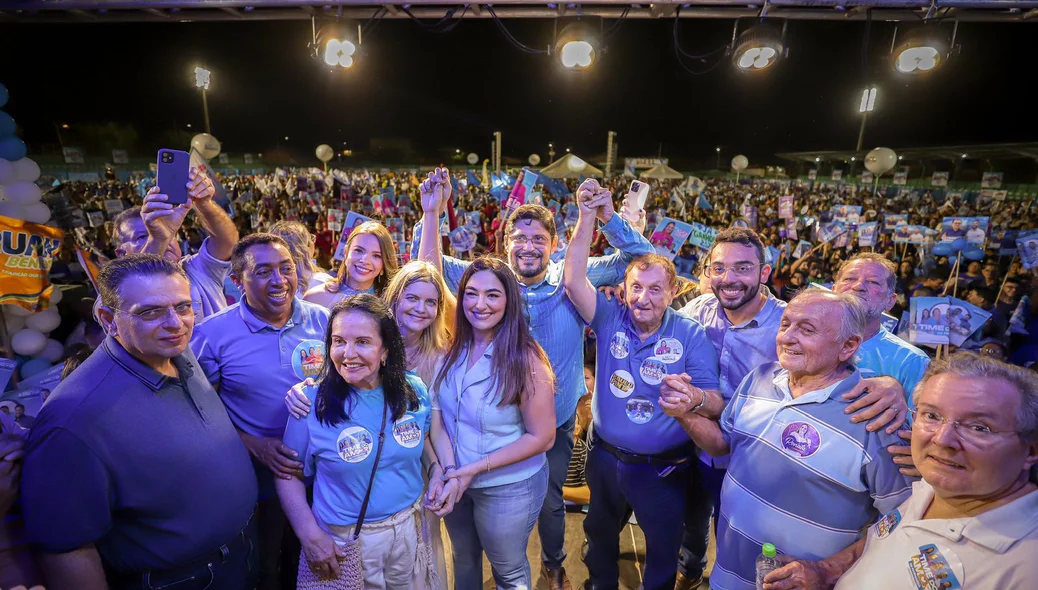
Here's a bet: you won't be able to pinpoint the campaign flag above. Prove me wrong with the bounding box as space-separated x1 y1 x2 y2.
649 218 693 260
946 298 992 347
793 240 813 260
893 168 908 186
857 222 878 248
778 195 794 219
817 221 848 243
687 223 718 249
807 169 817 181
861 171 874 184
931 171 949 187
333 211 373 261
0 216 64 311
1019 233 1038 269
832 169 843 181
695 193 712 210
909 296 950 347
785 217 798 240
981 172 1003 189
466 169 482 188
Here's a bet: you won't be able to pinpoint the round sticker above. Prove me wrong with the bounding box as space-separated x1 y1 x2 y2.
781 422 821 458
392 415 422 449
608 370 635 398
292 339 326 380
653 338 684 364
639 358 667 386
626 396 654 424
336 426 374 463
875 509 901 539
609 332 630 360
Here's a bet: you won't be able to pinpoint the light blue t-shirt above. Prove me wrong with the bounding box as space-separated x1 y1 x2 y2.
855 326 930 402
283 374 432 525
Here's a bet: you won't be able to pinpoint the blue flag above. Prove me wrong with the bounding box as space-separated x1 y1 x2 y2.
466 170 482 188
696 193 712 210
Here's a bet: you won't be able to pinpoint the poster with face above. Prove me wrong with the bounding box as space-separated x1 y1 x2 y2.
649 218 693 260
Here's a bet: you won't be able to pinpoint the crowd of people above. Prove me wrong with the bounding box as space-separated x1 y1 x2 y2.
1 161 1037 590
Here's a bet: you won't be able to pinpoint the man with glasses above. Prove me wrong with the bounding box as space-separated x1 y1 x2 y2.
418 171 653 590
21 254 258 589
191 233 330 590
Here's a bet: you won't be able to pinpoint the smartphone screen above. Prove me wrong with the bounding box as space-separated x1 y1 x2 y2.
156 149 190 205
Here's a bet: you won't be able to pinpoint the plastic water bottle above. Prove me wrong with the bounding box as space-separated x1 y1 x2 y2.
755 542 780 590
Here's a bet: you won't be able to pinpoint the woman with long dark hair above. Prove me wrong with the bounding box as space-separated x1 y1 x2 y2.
431 257 557 590
275 295 453 588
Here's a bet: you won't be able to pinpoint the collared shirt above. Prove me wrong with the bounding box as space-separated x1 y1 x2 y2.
434 213 654 427
182 237 233 319
711 363 913 590
856 326 930 401
589 291 720 455
679 289 785 468
836 480 1038 589
431 342 546 488
20 336 257 573
283 374 432 525
191 297 330 438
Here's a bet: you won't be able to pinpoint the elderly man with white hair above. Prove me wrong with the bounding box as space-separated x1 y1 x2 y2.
761 352 1038 589
660 290 913 590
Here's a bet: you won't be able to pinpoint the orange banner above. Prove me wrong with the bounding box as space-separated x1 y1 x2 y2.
0 215 64 311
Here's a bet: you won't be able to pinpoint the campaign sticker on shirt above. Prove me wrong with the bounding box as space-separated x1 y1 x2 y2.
875 509 902 539
393 415 422 449
781 422 821 458
908 544 963 590
609 370 636 398
336 426 374 463
292 339 326 380
652 338 684 364
626 396 654 424
639 358 667 386
609 332 630 360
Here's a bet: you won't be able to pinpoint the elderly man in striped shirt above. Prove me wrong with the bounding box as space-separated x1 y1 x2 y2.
661 290 913 590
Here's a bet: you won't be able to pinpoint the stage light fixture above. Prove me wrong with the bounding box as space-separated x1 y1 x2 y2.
893 26 952 75
555 22 600 70
731 25 786 72
315 22 360 69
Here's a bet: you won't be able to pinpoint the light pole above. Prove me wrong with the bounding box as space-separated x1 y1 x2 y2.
715 146 721 171
548 143 555 163
856 86 876 153
194 67 212 134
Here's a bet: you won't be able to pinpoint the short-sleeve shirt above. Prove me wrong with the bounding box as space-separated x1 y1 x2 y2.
836 481 1038 589
181 237 233 319
711 363 914 590
191 297 329 438
20 337 257 573
855 327 930 402
282 374 431 525
589 291 720 455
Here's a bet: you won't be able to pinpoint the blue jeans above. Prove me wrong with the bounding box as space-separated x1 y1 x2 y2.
584 444 690 590
539 414 576 569
677 459 725 579
445 464 549 590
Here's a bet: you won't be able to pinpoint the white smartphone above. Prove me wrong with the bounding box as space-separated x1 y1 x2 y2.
629 180 650 210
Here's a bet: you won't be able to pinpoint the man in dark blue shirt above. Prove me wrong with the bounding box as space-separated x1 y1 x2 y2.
20 255 258 590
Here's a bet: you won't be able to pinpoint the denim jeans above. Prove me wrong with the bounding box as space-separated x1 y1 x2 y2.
583 444 690 590
677 460 726 579
539 414 576 570
445 464 549 590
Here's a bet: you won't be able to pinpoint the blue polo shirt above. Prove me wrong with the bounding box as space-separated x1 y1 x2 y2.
283 374 431 525
20 337 257 573
589 291 720 455
191 297 330 438
855 327 930 401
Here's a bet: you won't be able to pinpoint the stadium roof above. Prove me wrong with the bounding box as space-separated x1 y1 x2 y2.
777 142 1038 164
2 0 1037 24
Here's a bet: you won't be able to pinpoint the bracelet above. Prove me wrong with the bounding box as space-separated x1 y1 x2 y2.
484 455 492 473
426 462 441 478
690 387 707 414
442 464 457 475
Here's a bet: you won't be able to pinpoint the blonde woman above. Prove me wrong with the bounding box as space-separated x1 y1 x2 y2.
304 222 399 308
269 220 333 296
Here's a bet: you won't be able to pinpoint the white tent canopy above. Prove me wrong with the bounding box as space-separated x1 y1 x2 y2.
640 163 684 180
538 153 603 179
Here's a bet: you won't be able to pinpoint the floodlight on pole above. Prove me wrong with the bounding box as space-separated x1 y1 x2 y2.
194 66 212 134
731 23 786 73
856 86 877 152
555 22 600 70
892 24 955 75
314 21 360 69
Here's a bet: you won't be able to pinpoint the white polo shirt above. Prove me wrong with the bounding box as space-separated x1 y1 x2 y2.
836 479 1038 589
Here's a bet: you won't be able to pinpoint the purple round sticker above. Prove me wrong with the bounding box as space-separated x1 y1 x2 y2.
781 422 821 458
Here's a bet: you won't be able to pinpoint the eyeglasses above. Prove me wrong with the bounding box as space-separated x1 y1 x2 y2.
707 263 759 277
112 302 199 322
910 408 1018 445
509 235 551 247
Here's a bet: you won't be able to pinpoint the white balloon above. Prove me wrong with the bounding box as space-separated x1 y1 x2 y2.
315 144 334 163
0 201 22 219
39 338 65 363
11 328 47 356
731 155 749 172
22 202 51 224
2 313 25 332
0 158 13 184
528 154 541 166
466 153 479 165
12 158 41 182
26 308 61 333
865 147 898 175
190 133 221 160
3 304 32 317
4 181 42 205
567 156 587 172
48 285 63 305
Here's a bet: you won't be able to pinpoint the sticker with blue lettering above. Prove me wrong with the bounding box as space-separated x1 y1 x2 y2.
875 509 901 539
336 426 374 463
292 339 326 380
908 543 963 590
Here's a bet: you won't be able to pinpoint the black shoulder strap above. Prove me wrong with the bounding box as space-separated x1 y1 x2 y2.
353 401 389 538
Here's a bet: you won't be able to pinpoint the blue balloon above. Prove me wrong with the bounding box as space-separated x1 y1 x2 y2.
0 83 7 108
0 111 14 137
950 237 968 253
20 358 52 379
962 245 985 261
932 242 952 256
0 135 26 161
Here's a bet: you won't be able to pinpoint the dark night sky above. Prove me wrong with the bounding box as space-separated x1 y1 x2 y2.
1 17 1036 166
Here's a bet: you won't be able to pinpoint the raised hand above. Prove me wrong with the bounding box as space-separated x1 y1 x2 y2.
142 186 192 246
187 167 217 204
